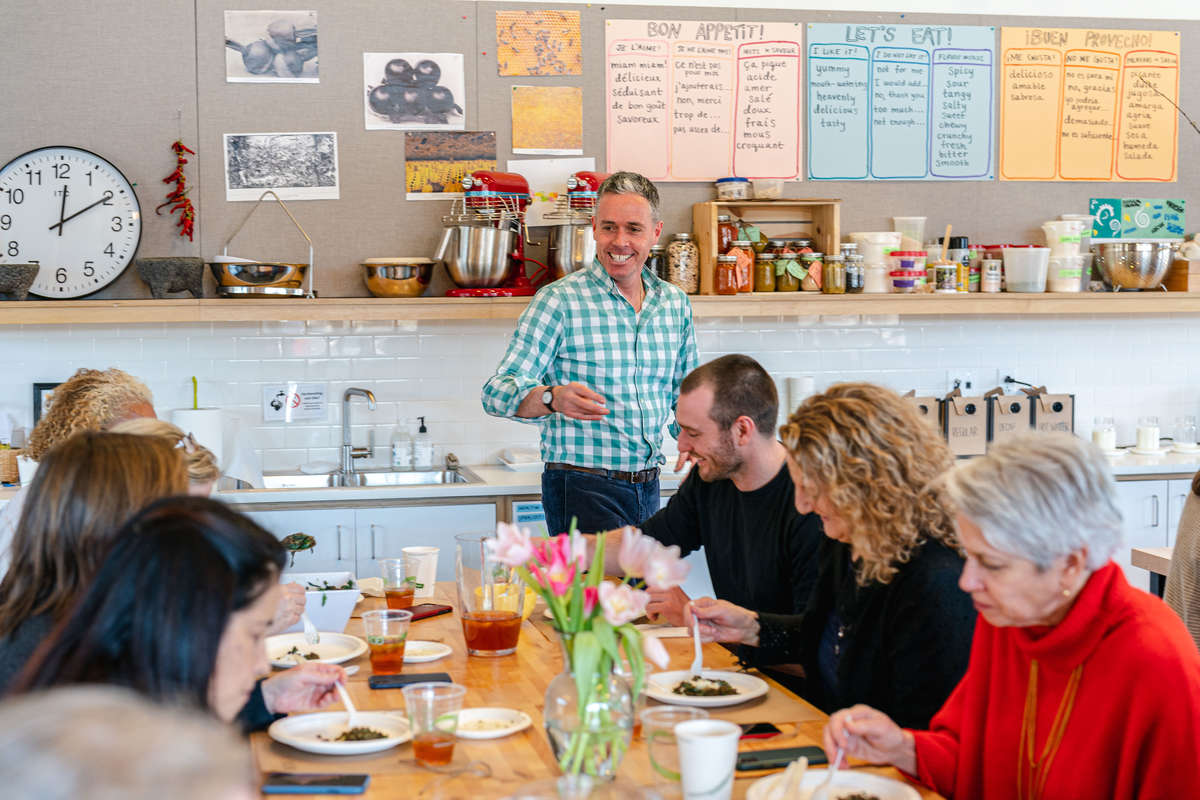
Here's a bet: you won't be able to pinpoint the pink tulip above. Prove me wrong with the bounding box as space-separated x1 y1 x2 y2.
570 532 589 570
583 585 599 617
644 544 690 591
487 522 534 568
617 526 658 577
598 582 649 627
544 535 577 597
642 631 670 670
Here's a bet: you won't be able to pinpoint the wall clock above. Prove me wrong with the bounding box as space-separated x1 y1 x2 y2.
0 145 142 298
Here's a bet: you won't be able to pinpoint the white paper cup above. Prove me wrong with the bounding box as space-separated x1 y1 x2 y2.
402 546 439 598
675 719 740 800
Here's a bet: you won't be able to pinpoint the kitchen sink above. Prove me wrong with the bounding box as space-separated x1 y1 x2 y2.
252 466 483 489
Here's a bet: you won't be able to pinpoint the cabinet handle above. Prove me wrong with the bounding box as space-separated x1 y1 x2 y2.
370 523 378 559
1151 495 1160 528
335 524 343 561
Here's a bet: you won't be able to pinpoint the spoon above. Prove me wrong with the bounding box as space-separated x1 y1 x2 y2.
301 611 320 646
809 744 844 800
689 602 703 675
334 681 360 728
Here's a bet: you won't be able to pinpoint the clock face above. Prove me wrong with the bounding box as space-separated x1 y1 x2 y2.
0 146 141 298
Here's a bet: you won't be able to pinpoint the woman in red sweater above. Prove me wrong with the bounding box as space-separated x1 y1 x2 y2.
823 431 1200 799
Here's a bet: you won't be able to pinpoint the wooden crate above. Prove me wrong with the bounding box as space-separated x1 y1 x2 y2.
1164 257 1200 292
692 200 841 295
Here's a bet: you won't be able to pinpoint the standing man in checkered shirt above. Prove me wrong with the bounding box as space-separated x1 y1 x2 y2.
482 172 698 535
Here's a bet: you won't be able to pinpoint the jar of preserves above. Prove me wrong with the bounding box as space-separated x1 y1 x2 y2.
646 244 666 280
822 254 846 294
716 214 737 255
800 252 823 291
728 240 754 292
715 254 739 295
790 238 815 253
845 254 865 293
667 233 699 294
766 239 788 256
774 249 802 292
754 252 776 292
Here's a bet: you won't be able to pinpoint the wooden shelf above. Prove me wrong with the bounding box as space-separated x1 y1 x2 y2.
3 291 1200 326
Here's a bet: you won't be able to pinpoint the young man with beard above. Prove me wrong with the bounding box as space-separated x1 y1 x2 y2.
482 172 697 536
601 355 823 625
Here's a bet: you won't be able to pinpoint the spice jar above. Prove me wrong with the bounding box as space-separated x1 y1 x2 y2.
839 242 859 260
800 253 823 292
715 255 739 295
774 249 802 292
728 240 754 293
934 261 958 293
845 254 865 293
667 233 699 294
754 252 776 292
716 214 737 255
646 244 666 281
822 254 846 294
981 258 1003 293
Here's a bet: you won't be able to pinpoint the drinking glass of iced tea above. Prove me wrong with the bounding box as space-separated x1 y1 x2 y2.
402 682 466 767
455 533 525 656
379 558 416 609
362 608 412 675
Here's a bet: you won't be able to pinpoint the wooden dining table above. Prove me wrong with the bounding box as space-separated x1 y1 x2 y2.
251 583 943 799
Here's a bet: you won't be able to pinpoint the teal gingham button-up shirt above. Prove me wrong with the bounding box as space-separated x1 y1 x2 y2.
482 258 698 472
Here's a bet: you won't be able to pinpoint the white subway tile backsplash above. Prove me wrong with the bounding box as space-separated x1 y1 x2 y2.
283 337 328 358
235 337 283 359
375 336 421 357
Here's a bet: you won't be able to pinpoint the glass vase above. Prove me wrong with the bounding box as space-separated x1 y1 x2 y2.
543 632 635 780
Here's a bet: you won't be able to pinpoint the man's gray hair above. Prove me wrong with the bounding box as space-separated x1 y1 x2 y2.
940 431 1122 571
597 171 661 221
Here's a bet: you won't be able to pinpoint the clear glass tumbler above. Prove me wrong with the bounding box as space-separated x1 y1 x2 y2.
402 682 466 767
455 533 525 656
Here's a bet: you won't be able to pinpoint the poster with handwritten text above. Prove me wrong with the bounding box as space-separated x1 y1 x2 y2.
807 23 995 181
1000 27 1180 182
605 20 803 181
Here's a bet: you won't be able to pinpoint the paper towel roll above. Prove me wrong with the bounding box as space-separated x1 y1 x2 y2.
785 376 816 417
170 408 224 470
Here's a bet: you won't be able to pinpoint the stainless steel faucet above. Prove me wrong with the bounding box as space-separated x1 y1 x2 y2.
341 387 377 476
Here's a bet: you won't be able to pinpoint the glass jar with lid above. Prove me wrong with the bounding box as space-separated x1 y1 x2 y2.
800 252 824 291
766 239 788 256
839 242 859 259
790 238 816 253
822 254 846 294
646 244 667 281
666 233 699 294
715 255 739 295
774 249 801 292
754 252 776 292
728 240 754 293
716 214 737 255
845 254 865 293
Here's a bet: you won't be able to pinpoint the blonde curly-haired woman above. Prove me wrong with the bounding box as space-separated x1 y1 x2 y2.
690 382 976 729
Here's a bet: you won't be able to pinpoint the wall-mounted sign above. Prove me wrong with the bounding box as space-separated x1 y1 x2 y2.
262 382 328 422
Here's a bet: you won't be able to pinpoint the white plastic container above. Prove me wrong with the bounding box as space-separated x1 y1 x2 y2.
1060 213 1096 254
751 178 783 199
863 264 890 293
390 418 413 469
1046 254 1091 292
848 231 902 264
714 177 750 200
892 216 927 251
1002 246 1051 292
1041 219 1086 257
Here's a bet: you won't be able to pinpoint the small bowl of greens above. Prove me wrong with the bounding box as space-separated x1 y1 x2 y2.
280 570 360 634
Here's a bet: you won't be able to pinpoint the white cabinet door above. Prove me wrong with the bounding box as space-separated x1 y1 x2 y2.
355 504 497 582
1167 479 1193 548
1113 481 1169 592
241 507 357 574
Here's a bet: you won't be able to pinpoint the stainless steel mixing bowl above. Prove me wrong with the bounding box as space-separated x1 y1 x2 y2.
547 216 596 279
434 215 515 288
362 259 434 297
1094 241 1173 290
209 261 307 289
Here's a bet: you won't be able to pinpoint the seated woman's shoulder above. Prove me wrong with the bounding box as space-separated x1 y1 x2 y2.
1111 587 1200 672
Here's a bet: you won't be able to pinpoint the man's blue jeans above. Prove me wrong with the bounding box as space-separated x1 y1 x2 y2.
540 467 660 536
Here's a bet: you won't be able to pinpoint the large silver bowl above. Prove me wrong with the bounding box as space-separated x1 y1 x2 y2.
547 218 596 279
209 261 307 289
1094 241 1173 290
362 258 433 297
435 217 515 288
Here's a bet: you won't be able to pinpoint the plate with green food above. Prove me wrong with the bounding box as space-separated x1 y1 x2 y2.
267 632 368 668
746 766 920 800
644 669 769 708
268 711 412 755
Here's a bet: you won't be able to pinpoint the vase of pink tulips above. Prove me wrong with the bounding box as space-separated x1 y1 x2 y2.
487 521 688 780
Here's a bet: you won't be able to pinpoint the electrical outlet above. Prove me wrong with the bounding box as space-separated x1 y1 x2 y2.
949 371 977 394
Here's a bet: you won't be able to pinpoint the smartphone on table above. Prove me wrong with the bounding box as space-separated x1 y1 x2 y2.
262 772 370 794
739 722 783 740
408 602 453 621
368 671 453 690
736 745 828 772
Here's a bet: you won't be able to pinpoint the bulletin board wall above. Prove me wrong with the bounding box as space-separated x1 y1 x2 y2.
0 1 1197 299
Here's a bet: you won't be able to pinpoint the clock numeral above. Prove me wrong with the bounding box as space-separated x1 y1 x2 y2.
103 242 115 257
111 216 123 232
24 170 41 186
85 170 93 186
52 162 70 180
101 191 114 206
0 215 10 231
83 261 95 277
4 188 23 205
6 241 18 257
55 268 67 284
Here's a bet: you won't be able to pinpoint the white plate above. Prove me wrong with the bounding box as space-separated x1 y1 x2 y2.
455 707 533 739
268 711 411 756
267 633 368 669
747 768 921 800
1128 446 1171 456
499 456 543 472
644 669 770 708
404 640 453 663
1172 444 1200 454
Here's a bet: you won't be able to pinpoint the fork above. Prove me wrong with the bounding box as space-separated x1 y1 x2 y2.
689 602 703 674
301 611 320 646
809 744 844 800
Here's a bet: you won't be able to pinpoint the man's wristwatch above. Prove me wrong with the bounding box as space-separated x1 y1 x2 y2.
541 386 557 412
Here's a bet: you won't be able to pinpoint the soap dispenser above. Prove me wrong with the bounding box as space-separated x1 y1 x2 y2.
412 416 433 470
390 413 413 470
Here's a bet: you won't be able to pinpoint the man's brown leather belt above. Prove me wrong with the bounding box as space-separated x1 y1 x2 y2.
545 462 661 484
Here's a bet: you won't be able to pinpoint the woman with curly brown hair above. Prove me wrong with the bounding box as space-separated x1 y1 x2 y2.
690 382 976 729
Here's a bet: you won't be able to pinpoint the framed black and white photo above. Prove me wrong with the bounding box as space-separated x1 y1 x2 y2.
224 10 318 83
223 132 340 201
32 382 60 426
363 52 466 131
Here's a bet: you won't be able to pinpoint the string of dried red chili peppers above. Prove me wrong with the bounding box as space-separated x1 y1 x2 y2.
156 140 196 241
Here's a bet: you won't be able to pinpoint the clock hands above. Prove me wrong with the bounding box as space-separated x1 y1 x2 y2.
47 190 113 233
56 185 69 237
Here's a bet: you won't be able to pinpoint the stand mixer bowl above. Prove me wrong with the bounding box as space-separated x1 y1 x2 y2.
435 217 515 288
547 216 596 279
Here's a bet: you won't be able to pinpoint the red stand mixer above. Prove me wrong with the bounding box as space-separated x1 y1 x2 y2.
436 170 550 297
546 171 608 280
